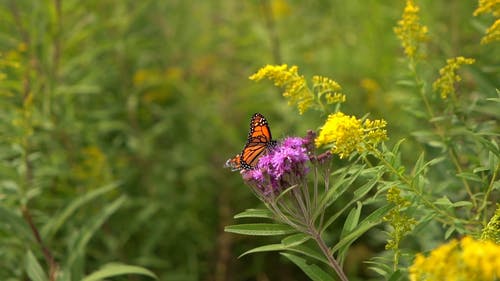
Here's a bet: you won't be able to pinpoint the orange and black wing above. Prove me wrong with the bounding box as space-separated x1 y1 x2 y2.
240 113 276 170
225 113 276 171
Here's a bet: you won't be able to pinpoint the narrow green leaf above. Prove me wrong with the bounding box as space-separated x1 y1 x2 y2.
412 152 425 176
225 223 296 236
275 184 299 202
434 196 453 207
331 204 392 253
473 166 490 173
445 226 456 239
42 182 120 239
82 263 157 281
396 80 416 87
282 233 310 247
281 253 335 281
25 250 48 281
456 172 483 182
452 201 473 208
414 156 446 177
0 205 33 241
353 171 382 198
322 171 382 231
341 202 362 238
316 165 364 219
238 243 328 266
238 244 285 258
234 208 273 219
67 196 127 270
388 270 403 281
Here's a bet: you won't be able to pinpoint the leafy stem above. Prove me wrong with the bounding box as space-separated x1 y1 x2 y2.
408 58 477 209
310 225 349 281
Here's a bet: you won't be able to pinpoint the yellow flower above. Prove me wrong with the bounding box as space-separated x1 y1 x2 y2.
481 204 500 243
312 75 346 105
409 236 500 281
474 0 500 44
249 64 311 114
481 19 500 44
473 0 500 17
315 112 387 158
394 0 429 60
432 56 475 99
271 0 291 18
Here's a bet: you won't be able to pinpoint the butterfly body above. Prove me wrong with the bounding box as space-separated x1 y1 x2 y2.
225 113 276 171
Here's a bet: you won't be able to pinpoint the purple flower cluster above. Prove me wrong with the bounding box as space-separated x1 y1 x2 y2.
243 137 310 196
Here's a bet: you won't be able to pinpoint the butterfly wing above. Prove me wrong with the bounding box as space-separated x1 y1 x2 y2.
224 153 242 171
240 113 276 170
225 113 276 171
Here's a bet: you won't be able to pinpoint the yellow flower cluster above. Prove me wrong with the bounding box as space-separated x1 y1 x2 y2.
481 204 500 244
312 75 346 105
474 0 500 44
384 187 416 251
315 112 387 158
394 0 429 60
249 64 311 114
410 236 500 281
432 56 475 99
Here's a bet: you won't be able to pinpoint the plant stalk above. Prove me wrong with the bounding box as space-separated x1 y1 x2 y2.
311 229 349 281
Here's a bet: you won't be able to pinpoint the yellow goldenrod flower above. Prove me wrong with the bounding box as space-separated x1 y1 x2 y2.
481 19 500 44
474 0 500 44
271 0 291 18
315 112 387 158
250 64 312 114
432 56 475 100
394 0 429 60
481 204 500 243
409 236 500 281
312 75 346 105
384 187 416 253
473 0 500 17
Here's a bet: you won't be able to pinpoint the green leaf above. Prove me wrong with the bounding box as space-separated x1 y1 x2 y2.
0 204 33 241
225 223 296 236
67 196 128 272
239 243 329 266
82 263 157 281
456 172 483 182
388 270 403 281
281 253 335 281
238 244 285 258
315 165 364 219
445 225 456 239
322 170 382 230
42 182 120 239
331 204 392 254
341 202 362 238
396 80 416 87
338 202 362 264
413 155 446 177
282 233 310 247
452 201 473 208
434 196 453 207
473 166 490 173
234 208 273 219
25 250 48 281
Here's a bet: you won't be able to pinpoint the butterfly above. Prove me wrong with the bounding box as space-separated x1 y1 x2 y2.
225 113 277 171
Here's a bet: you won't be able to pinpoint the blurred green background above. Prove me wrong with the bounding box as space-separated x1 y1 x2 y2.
0 0 496 280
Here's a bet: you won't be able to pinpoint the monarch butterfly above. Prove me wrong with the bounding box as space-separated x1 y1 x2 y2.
225 113 277 171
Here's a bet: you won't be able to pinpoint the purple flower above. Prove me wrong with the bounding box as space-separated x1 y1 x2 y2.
242 137 310 197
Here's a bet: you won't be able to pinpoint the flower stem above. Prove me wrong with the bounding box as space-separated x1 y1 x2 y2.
22 205 59 281
311 229 349 281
